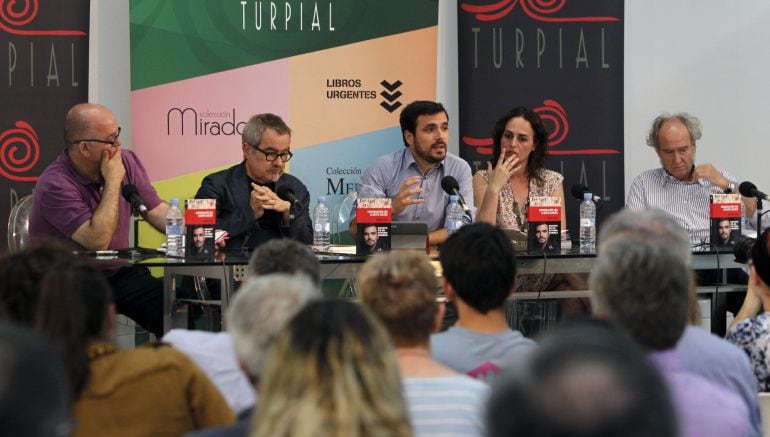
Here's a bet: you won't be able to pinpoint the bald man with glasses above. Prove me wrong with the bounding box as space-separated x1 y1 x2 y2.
29 102 169 337
195 113 312 251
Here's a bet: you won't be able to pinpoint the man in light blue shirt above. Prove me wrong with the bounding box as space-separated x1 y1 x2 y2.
351 100 473 246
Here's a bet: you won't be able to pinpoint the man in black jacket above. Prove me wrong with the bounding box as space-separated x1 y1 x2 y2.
196 113 313 251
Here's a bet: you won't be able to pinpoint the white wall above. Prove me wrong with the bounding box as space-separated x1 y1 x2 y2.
93 1 770 196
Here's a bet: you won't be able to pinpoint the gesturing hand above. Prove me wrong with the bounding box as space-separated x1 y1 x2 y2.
486 152 520 192
392 176 424 215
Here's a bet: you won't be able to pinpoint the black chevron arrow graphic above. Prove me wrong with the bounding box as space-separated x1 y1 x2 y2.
380 80 402 92
380 101 403 113
380 90 402 102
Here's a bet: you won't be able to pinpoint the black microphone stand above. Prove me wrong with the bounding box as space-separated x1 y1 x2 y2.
757 198 764 236
130 205 143 248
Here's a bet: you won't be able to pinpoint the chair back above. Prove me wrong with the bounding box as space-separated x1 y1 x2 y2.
7 194 34 253
333 191 357 245
759 392 770 437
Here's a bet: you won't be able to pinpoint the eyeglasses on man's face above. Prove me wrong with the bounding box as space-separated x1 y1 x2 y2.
250 145 293 162
70 127 122 146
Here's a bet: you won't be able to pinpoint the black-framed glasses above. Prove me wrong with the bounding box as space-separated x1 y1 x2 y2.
251 146 293 162
70 127 121 146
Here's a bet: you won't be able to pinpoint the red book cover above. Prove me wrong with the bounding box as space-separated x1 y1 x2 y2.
356 198 391 255
710 194 741 247
185 199 216 256
527 196 561 252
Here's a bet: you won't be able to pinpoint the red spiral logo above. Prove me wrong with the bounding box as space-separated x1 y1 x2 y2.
534 99 568 147
0 0 86 35
0 121 41 182
460 0 619 23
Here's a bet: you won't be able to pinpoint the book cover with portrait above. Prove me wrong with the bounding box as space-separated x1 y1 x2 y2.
527 196 561 252
185 198 216 257
710 193 741 248
355 198 391 256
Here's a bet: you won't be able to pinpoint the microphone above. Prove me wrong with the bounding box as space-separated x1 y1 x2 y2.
570 184 602 203
441 176 473 221
739 181 770 201
276 186 300 219
121 184 148 219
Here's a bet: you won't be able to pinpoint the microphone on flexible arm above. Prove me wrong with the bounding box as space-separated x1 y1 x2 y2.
121 184 148 220
441 176 473 222
739 181 769 235
276 186 301 219
570 184 602 203
739 181 770 201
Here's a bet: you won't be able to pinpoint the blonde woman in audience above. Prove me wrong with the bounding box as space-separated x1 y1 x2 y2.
251 299 412 437
35 262 234 437
358 251 489 436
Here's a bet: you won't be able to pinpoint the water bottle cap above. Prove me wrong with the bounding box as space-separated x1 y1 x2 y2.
170 198 179 206
583 193 592 201
317 195 326 203
449 195 459 202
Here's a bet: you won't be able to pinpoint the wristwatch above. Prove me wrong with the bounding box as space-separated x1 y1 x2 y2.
724 182 736 194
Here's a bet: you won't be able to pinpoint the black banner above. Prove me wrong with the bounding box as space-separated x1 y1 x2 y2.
457 0 624 233
1 1 89 248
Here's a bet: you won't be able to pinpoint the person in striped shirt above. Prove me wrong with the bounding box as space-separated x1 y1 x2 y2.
626 112 756 243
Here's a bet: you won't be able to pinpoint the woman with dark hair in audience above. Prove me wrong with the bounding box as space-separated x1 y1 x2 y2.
251 299 412 437
34 262 234 437
726 228 770 391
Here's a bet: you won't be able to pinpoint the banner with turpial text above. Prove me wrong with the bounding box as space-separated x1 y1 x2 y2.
0 1 89 249
129 0 439 245
457 0 624 233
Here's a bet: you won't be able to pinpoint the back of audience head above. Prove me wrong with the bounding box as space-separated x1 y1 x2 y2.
488 318 677 437
0 240 77 324
0 322 73 437
440 222 516 313
252 299 411 437
358 251 440 347
599 208 691 264
227 273 320 387
35 261 114 396
591 231 689 351
751 228 770 287
246 238 320 285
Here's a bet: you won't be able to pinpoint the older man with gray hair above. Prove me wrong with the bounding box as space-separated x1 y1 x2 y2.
591 209 752 437
626 112 756 242
165 238 321 420
597 209 761 435
184 273 320 437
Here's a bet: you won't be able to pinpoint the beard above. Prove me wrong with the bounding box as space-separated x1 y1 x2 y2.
413 140 446 165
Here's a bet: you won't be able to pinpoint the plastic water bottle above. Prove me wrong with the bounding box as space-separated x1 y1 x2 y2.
445 195 465 238
313 196 330 252
579 192 596 252
165 198 184 257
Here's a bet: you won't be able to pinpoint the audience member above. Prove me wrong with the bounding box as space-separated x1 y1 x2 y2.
35 262 234 436
251 299 412 436
488 318 678 437
29 103 168 337
196 113 312 251
164 238 321 414
0 240 77 324
185 273 320 437
601 209 761 435
727 228 770 392
591 212 750 437
351 100 473 246
431 222 535 381
359 251 489 436
0 322 73 437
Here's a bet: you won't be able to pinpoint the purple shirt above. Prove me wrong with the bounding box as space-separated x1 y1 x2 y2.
648 349 750 437
29 149 162 251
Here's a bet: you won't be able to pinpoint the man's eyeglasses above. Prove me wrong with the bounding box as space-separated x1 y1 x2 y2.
70 127 121 146
251 146 293 162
